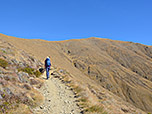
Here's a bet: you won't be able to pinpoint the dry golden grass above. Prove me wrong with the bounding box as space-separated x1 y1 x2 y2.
85 105 107 114
28 89 44 108
57 69 107 113
0 33 150 113
8 104 32 114
0 58 8 68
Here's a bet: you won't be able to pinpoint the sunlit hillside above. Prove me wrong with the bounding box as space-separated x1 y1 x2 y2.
0 33 152 113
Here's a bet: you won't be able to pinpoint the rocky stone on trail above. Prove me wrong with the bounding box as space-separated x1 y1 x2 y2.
59 69 64 73
40 106 43 109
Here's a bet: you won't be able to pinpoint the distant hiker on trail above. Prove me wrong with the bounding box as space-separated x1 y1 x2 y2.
45 56 51 80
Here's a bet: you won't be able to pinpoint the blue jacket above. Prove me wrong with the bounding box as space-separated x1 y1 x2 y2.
45 58 51 68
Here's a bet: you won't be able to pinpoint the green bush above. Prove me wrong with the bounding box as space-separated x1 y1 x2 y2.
85 105 104 113
18 67 34 75
0 58 8 68
18 67 42 77
74 86 83 94
79 98 88 102
34 70 42 78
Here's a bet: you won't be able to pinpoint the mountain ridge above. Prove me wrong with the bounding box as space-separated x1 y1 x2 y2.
0 33 152 113
1 33 151 46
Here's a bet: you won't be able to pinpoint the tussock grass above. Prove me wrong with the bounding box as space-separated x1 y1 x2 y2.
57 69 107 114
18 67 34 75
34 70 42 78
79 97 88 102
85 105 107 114
8 104 32 114
63 75 71 83
0 89 43 113
86 105 103 112
78 97 89 108
18 67 42 77
27 91 44 108
79 102 89 108
0 58 8 68
74 85 83 94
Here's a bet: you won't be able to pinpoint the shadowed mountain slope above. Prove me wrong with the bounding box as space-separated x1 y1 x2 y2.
0 33 152 113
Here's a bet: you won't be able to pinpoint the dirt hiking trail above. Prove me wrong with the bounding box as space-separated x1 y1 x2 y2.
32 69 81 114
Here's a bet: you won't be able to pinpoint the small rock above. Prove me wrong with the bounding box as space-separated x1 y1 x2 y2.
74 95 79 98
64 100 67 104
5 67 9 70
80 110 84 114
40 106 43 109
0 94 3 99
19 62 25 68
11 59 18 64
121 108 129 113
4 87 12 95
59 69 64 73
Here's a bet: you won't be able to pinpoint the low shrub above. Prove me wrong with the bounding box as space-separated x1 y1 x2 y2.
18 67 42 77
18 67 34 75
79 102 89 108
0 58 8 68
74 86 83 94
34 70 42 78
79 98 88 102
85 105 105 113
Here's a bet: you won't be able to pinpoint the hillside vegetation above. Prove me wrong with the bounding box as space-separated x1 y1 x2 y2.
57 38 152 112
0 33 151 113
0 37 44 113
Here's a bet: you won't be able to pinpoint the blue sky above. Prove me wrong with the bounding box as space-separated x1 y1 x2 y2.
0 0 152 45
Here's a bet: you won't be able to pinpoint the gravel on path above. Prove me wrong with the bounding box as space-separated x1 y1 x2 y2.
32 70 81 114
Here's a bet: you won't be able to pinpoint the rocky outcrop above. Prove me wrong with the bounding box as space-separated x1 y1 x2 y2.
0 39 43 113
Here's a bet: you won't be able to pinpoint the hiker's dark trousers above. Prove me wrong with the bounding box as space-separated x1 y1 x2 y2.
46 67 50 79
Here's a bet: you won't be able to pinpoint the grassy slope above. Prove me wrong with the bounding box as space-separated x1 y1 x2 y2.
0 36 44 113
0 33 151 113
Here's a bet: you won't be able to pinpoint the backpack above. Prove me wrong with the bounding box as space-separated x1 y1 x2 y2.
45 58 51 67
39 67 45 73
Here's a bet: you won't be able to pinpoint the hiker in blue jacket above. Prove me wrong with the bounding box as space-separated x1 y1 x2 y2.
45 56 51 80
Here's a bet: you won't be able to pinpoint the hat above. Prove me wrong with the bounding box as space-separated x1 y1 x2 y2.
47 56 50 59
